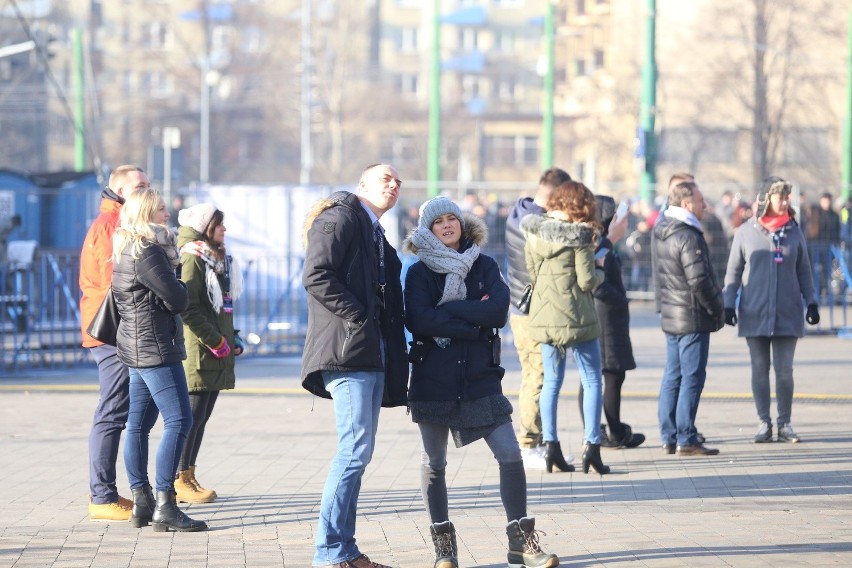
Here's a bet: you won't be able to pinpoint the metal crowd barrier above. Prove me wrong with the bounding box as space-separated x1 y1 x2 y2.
2 246 851 373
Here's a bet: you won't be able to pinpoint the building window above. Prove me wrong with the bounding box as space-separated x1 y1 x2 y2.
398 73 418 97
575 58 586 76
494 30 516 53
576 0 586 16
399 27 418 52
659 128 738 164
594 49 605 69
484 135 538 167
459 28 479 51
382 135 419 165
497 78 517 102
783 128 830 165
241 26 265 53
144 22 170 49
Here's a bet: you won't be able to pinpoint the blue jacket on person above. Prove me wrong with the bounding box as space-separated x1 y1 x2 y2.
403 215 509 402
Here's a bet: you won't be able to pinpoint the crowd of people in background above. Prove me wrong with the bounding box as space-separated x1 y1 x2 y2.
397 185 852 302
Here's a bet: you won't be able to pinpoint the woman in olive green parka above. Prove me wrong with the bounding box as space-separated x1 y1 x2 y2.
521 181 610 476
174 203 243 503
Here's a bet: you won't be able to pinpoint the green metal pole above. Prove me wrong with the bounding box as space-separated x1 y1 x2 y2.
427 0 441 197
639 0 657 204
842 1 852 200
72 28 86 171
541 2 555 170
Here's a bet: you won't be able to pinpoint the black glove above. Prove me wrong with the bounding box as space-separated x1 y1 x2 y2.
806 304 820 325
724 308 737 326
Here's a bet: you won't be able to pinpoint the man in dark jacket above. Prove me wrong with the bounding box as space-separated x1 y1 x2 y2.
504 167 571 469
301 163 407 568
653 180 724 457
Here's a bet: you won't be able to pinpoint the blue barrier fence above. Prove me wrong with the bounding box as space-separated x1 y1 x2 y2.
2 246 851 374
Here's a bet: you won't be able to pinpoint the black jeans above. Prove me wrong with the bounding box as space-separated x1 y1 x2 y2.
178 390 220 471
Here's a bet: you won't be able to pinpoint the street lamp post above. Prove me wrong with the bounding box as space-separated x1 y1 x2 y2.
162 127 181 205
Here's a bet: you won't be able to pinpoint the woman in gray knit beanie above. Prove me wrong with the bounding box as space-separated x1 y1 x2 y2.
403 196 559 568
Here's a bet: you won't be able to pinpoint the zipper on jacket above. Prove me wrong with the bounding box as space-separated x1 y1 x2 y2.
341 321 353 357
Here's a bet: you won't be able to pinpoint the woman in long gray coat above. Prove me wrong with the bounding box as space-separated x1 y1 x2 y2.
723 177 819 444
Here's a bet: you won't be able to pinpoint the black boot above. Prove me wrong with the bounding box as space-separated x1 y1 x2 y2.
621 423 646 448
152 490 208 532
544 441 575 473
582 442 611 475
130 485 155 528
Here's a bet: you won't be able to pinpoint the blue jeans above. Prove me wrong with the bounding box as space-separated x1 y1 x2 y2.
541 339 603 444
659 332 710 446
124 363 193 492
88 345 130 504
313 370 384 567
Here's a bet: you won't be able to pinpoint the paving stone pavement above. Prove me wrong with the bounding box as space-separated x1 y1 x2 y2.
1 302 851 567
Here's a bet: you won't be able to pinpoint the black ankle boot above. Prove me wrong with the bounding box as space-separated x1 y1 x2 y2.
582 442 611 474
130 485 155 528
544 441 575 473
621 423 646 448
152 490 208 532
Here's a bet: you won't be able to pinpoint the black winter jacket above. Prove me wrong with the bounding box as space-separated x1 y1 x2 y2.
652 214 724 335
112 240 188 368
594 236 636 372
505 197 545 313
403 216 509 402
300 191 408 407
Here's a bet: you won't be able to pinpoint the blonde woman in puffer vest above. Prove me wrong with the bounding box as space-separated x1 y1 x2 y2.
521 180 610 476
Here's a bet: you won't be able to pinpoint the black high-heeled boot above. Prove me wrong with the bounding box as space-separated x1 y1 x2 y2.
130 485 155 528
152 490 208 532
582 442 611 474
544 441 575 473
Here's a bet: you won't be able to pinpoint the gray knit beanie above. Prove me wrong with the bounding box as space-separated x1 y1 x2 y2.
418 196 465 231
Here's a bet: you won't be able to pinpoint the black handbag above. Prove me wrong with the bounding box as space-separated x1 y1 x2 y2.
516 283 533 314
86 288 120 346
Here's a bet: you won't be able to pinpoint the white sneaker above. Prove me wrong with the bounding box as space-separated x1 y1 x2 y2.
521 447 547 470
521 446 575 469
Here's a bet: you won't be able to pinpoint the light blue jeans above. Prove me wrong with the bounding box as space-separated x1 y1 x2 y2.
541 339 603 444
313 370 384 567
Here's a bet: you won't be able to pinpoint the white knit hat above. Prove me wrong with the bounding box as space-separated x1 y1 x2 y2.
178 203 217 234
418 196 465 231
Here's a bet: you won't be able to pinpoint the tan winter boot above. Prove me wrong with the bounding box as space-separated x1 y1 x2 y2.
187 466 217 500
506 517 559 568
174 469 215 504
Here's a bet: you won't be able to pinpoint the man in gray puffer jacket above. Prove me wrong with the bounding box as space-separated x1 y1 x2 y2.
653 180 724 457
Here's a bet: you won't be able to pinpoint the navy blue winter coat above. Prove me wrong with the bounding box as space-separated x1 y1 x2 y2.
403 216 510 402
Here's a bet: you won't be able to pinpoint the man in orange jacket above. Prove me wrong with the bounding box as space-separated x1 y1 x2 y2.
80 165 150 521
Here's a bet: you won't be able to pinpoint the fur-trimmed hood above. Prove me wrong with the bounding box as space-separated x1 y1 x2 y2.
520 213 597 247
402 213 488 254
302 190 360 248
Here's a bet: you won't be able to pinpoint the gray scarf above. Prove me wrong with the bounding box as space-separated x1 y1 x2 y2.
151 224 180 270
411 226 480 347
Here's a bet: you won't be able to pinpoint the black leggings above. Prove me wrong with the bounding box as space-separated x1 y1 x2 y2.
578 370 626 439
178 390 219 471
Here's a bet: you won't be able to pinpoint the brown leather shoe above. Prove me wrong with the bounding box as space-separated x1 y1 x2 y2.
329 554 393 568
676 444 720 456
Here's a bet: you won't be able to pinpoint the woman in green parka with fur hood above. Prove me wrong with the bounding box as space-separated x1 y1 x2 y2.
521 180 610 476
174 203 243 504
